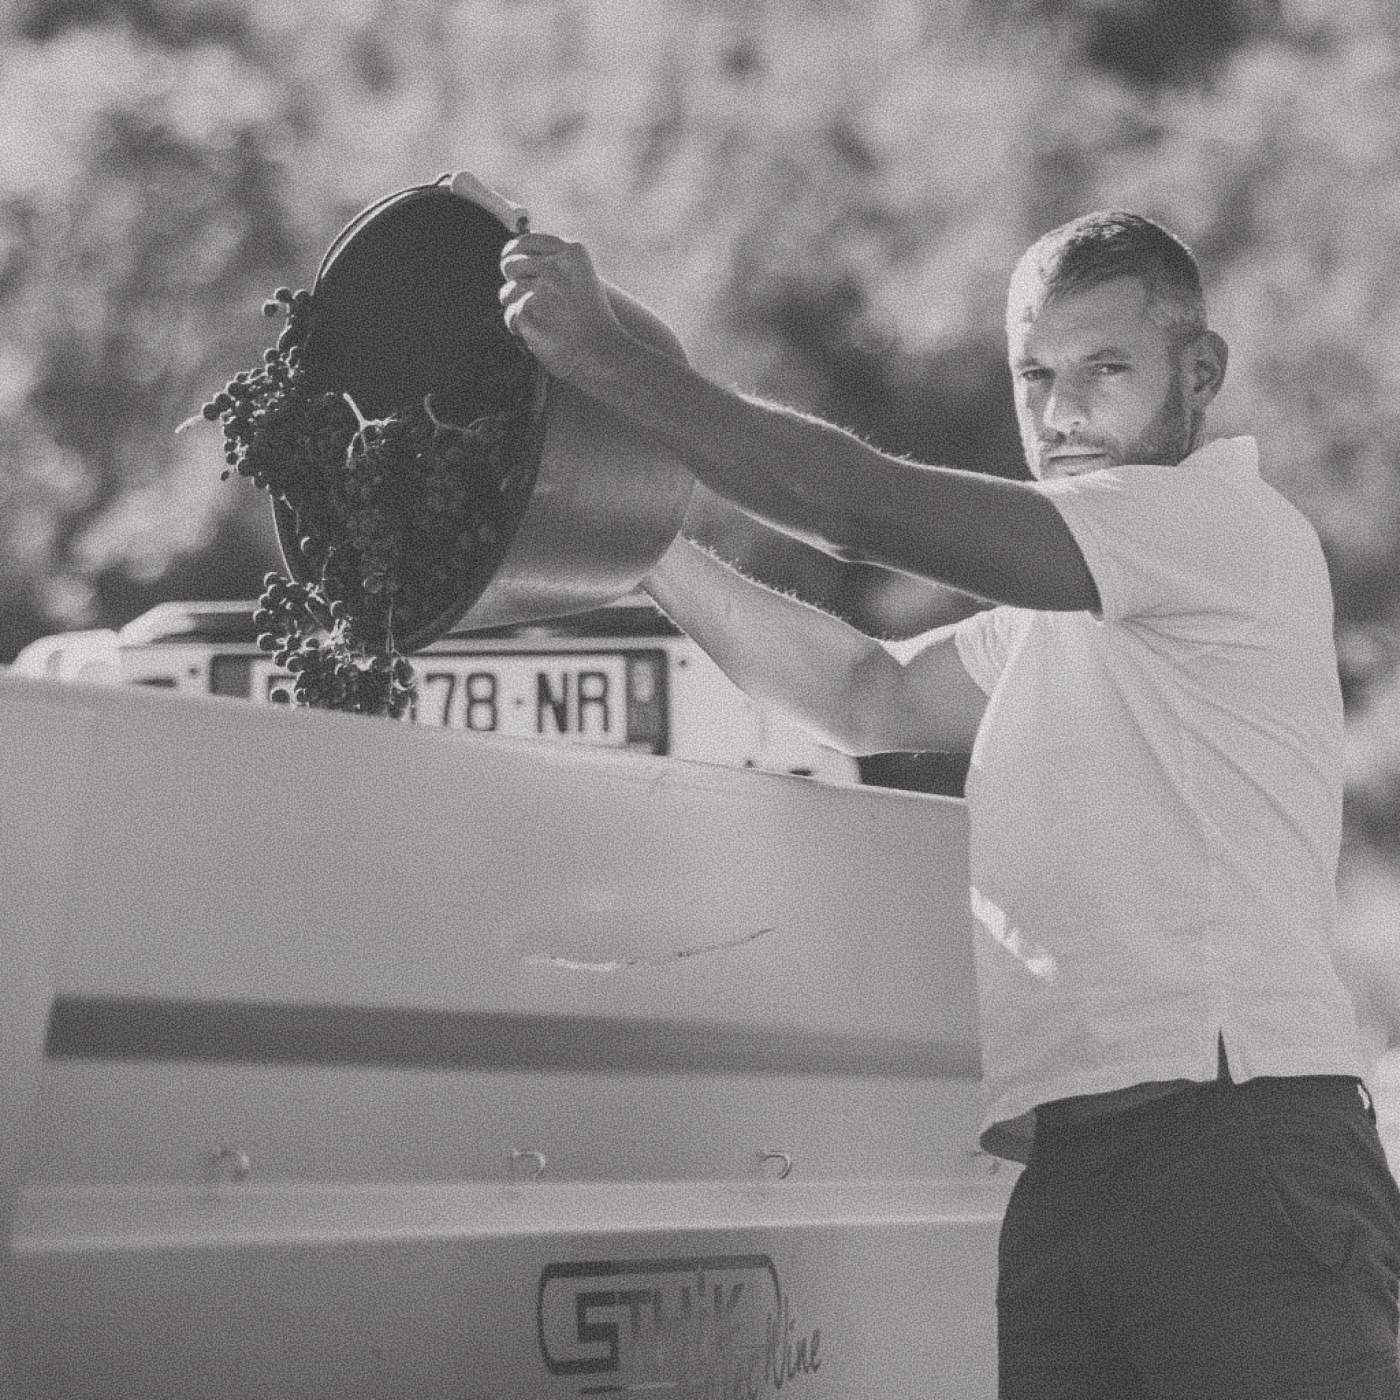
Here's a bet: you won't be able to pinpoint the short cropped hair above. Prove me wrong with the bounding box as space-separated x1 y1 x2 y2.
1006 210 1208 346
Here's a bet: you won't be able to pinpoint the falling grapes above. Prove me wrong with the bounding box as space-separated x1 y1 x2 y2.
253 572 415 718
194 284 537 718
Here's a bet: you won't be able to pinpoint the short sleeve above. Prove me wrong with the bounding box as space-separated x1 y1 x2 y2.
1041 438 1272 632
951 605 1029 697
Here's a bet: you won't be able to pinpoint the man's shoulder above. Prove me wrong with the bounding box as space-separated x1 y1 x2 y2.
1043 435 1332 629
1186 438 1318 537
1185 434 1258 473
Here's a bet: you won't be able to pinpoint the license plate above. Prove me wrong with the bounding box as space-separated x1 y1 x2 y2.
249 652 639 747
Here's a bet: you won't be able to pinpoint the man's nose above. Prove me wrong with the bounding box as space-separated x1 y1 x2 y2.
1041 380 1089 436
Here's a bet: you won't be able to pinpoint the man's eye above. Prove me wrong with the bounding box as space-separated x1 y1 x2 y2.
1018 368 1051 384
1093 363 1129 376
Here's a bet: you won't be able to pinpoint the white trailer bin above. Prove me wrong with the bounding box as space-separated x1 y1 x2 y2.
0 667 1008 1398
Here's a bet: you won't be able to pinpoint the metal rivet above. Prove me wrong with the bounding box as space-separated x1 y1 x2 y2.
508 1148 547 1182
211 1145 251 1182
758 1149 793 1180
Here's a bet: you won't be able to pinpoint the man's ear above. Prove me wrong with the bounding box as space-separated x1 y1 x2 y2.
1188 330 1229 408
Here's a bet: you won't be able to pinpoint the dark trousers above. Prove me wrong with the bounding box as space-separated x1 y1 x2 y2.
997 1068 1400 1398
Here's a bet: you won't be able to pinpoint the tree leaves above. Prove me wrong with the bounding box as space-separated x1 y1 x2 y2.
4 0 1400 855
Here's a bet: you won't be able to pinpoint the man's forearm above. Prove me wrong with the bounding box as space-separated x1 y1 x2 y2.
642 535 892 755
576 330 1099 612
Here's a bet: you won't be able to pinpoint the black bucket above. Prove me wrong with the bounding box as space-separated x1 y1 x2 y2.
273 173 693 651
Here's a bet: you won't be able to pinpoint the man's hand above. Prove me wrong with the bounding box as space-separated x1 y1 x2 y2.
499 233 625 383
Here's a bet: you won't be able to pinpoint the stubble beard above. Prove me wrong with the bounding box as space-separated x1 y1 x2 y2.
1025 362 1197 478
1124 362 1197 468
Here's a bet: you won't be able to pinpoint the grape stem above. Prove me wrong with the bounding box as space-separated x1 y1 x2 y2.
422 394 450 430
423 394 477 442
384 599 399 658
341 390 374 434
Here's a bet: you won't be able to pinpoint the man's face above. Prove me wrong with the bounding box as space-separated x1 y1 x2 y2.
1009 276 1194 481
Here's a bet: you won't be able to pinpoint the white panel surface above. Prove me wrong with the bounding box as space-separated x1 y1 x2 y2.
0 669 998 1396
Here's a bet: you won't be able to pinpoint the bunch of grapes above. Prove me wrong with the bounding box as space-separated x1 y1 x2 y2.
202 287 321 493
194 284 536 718
254 573 415 719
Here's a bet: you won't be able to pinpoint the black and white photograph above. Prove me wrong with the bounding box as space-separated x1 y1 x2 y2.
4 1 1400 1395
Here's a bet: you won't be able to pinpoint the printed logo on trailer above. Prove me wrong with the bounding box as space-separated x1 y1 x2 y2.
537 1254 824 1396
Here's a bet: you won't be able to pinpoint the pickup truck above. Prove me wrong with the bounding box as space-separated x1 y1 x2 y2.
0 623 1007 1398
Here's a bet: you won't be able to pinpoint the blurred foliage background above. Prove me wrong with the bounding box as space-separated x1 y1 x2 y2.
4 0 1400 898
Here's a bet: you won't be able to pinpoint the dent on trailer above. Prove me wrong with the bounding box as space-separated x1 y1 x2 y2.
0 668 1006 1399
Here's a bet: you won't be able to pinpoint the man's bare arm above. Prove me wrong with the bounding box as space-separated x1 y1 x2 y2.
644 536 988 757
501 234 1101 614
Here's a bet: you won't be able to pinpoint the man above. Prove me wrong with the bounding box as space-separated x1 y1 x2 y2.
499 209 1400 1397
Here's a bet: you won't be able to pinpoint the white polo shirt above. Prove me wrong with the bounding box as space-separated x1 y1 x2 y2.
948 436 1367 1162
